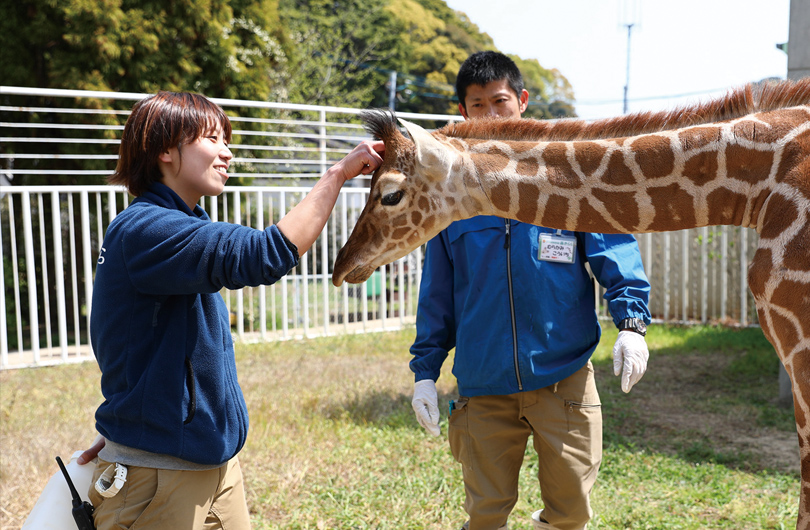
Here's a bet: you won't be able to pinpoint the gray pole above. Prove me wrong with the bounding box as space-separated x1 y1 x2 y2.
623 23 634 114
388 71 397 111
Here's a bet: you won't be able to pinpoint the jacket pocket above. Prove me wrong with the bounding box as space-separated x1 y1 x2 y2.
183 358 196 425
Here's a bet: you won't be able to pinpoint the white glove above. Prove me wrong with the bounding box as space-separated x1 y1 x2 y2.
412 379 441 436
612 330 649 393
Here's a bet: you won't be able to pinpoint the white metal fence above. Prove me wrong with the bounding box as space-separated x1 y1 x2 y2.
1 86 758 370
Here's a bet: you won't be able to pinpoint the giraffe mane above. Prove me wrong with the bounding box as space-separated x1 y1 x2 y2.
359 108 399 143
436 78 810 141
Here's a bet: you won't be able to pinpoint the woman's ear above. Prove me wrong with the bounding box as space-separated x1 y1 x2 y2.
158 150 173 164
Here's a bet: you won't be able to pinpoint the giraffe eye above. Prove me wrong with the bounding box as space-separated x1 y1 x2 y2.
380 190 404 206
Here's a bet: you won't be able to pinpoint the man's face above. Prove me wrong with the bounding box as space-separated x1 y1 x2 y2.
459 79 529 120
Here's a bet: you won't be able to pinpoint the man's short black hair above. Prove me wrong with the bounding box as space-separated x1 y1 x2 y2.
455 51 525 110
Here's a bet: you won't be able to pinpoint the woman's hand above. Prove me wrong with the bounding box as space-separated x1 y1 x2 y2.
77 435 106 465
332 140 385 183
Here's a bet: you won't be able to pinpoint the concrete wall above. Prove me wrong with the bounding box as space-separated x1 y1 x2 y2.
788 0 810 80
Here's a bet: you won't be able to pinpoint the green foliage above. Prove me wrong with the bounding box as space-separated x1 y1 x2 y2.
1 0 287 98
1 0 578 189
1 0 575 114
278 0 399 108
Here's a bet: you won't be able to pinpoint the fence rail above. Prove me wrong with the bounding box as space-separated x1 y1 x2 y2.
1 86 759 370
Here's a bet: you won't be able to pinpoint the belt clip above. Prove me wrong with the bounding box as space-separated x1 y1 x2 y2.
95 462 128 498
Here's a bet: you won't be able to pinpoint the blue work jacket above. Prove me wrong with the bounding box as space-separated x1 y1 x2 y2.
410 215 651 397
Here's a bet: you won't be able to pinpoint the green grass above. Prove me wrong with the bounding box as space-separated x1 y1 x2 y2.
0 324 800 529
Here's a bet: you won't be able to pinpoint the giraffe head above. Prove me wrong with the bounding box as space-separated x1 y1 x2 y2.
332 110 482 286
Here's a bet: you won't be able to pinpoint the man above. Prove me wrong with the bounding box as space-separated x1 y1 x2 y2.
410 51 652 530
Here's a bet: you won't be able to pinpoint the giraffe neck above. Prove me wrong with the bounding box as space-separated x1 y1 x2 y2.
457 115 803 234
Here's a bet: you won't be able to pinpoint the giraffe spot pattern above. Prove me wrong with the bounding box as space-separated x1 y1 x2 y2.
516 182 540 223
392 227 411 240
747 248 772 299
725 144 774 185
418 196 430 212
462 196 484 215
767 310 801 359
678 126 721 150
647 184 696 231
491 180 511 213
591 189 640 231
543 142 581 189
470 151 509 174
753 108 810 144
392 214 409 227
578 198 612 232
759 193 798 240
411 211 422 225
450 139 466 151
632 135 674 179
682 151 719 187
775 129 810 200
706 188 748 226
574 142 608 176
783 221 810 272
602 150 636 185
747 189 773 229
423 215 436 232
516 157 539 176
541 194 569 228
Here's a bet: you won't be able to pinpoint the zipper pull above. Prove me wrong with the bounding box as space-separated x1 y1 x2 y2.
504 219 511 249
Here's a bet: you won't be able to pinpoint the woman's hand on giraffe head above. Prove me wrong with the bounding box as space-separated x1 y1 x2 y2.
333 140 385 183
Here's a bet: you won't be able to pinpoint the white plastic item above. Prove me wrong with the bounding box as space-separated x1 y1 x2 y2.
22 451 96 529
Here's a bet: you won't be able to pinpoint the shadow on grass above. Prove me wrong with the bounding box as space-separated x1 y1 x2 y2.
305 325 798 477
591 328 799 476
308 387 466 433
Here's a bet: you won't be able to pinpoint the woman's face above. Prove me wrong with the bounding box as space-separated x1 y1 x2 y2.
158 123 233 208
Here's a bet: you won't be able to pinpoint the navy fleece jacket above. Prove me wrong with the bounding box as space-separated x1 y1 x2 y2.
91 183 298 466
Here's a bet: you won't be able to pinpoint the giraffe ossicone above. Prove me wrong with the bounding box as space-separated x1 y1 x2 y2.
332 78 810 529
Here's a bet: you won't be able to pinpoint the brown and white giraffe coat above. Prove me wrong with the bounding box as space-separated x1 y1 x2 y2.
332 79 810 529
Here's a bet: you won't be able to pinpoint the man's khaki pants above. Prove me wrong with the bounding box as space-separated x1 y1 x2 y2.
449 362 602 530
88 456 251 529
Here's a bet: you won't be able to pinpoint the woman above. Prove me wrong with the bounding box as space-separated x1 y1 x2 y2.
84 91 383 528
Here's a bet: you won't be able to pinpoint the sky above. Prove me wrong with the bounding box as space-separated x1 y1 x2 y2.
443 0 792 120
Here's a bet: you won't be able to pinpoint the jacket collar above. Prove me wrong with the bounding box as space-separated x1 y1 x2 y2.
136 182 210 221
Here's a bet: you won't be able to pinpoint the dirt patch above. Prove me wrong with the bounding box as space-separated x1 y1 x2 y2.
594 351 800 475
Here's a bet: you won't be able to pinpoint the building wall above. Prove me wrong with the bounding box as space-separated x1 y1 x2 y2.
788 0 810 80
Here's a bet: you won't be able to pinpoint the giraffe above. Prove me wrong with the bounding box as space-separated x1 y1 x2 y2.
332 78 810 528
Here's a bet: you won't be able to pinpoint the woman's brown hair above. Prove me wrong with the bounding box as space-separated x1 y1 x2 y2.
110 91 233 196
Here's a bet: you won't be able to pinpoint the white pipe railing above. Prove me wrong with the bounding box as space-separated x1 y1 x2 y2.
0 86 760 370
0 185 426 369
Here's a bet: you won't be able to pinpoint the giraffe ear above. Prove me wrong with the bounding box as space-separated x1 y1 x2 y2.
398 118 457 181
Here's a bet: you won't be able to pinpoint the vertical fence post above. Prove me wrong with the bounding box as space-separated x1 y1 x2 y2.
663 232 670 322
257 191 267 340
22 191 40 361
700 227 708 323
37 193 52 350
681 230 688 322
68 195 81 355
51 191 69 360
233 191 244 339
740 228 748 326
280 191 289 340
0 197 8 368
